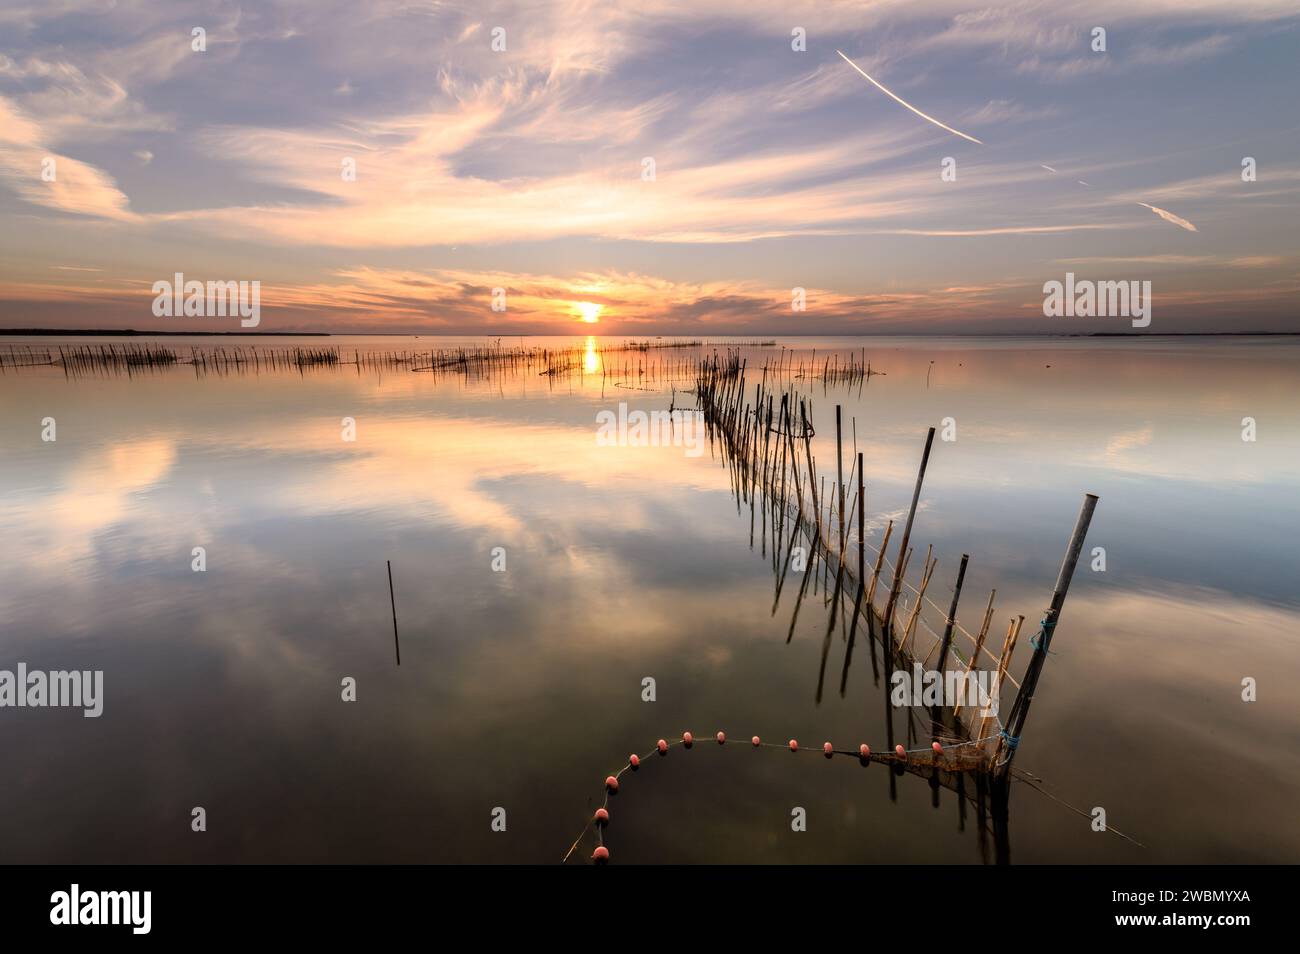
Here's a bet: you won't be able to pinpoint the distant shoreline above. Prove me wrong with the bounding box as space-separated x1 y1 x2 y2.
0 329 1297 339
0 329 332 337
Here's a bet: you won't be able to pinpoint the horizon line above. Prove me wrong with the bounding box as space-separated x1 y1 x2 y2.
3 328 1298 339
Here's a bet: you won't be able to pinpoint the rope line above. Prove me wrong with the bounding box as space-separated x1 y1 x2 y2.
563 729 1002 864
1009 771 1147 848
782 503 1020 682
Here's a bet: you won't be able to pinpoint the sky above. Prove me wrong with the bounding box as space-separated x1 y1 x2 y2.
1 0 1298 335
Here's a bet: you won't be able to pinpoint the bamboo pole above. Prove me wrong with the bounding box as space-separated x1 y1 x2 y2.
800 403 821 548
836 406 846 556
856 451 865 587
882 427 936 651
995 493 1099 778
951 589 995 719
935 553 970 674
901 548 936 651
387 559 401 667
890 546 913 634
842 453 867 695
866 520 893 607
979 615 1024 745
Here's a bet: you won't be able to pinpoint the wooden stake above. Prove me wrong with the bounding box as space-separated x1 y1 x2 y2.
951 588 995 719
800 403 817 522
842 453 867 695
387 559 401 667
836 406 846 556
979 615 1023 745
882 427 936 650
935 553 970 674
901 547 936 652
856 451 865 585
866 520 893 607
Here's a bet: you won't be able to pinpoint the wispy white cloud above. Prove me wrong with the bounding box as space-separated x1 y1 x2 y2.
964 99 1060 125
0 97 139 220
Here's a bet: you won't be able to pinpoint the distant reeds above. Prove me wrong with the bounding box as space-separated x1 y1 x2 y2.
4 338 876 397
0 345 55 370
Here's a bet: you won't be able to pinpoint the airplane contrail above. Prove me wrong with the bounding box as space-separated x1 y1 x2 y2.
836 50 983 144
1136 202 1198 232
837 49 1200 233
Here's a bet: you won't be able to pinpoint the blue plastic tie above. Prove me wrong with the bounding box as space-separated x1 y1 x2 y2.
1030 614 1058 654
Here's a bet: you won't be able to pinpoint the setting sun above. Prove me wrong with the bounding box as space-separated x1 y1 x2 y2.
576 301 602 323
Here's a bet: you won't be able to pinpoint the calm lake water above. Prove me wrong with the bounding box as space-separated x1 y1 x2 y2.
1 334 1297 864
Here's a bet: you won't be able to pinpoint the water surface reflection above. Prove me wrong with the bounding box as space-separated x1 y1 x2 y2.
0 335 1296 863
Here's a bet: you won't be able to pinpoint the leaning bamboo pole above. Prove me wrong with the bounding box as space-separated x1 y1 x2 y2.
881 428 936 652
979 615 1024 744
951 589 996 719
866 520 894 606
901 547 936 652
994 494 1099 778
